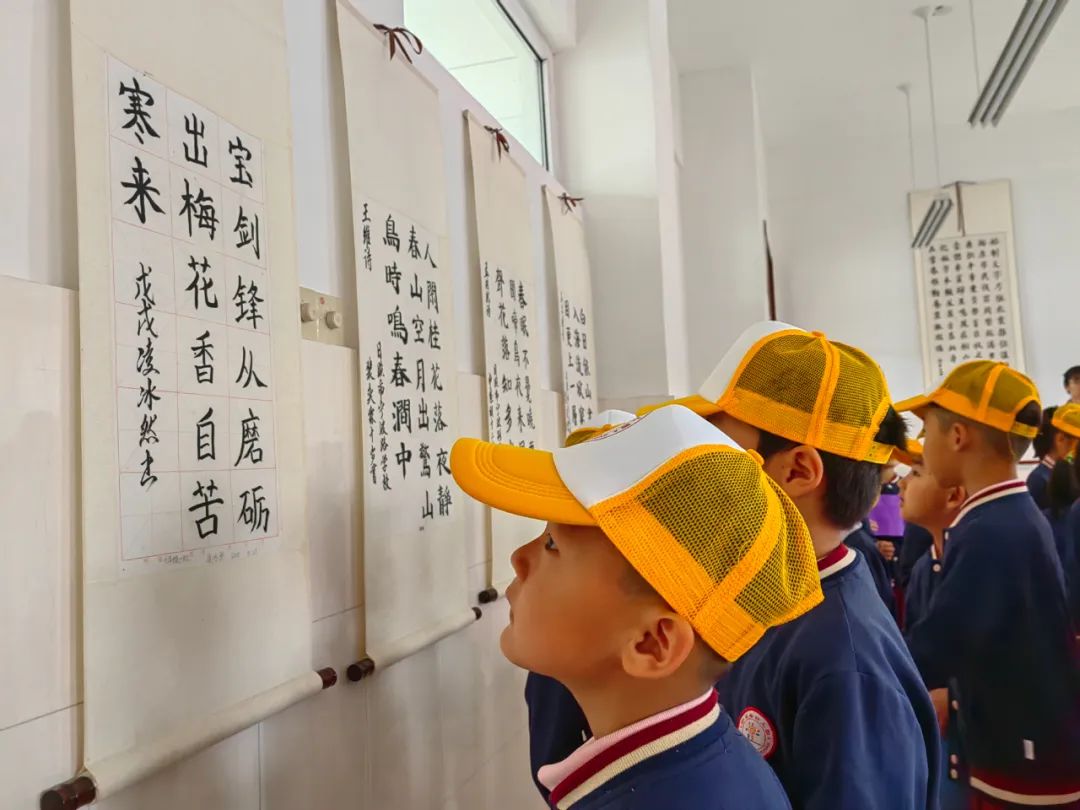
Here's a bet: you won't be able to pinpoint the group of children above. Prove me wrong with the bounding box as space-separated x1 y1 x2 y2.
448 322 1080 809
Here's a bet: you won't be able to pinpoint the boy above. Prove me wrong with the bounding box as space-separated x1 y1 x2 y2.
524 408 637 796
452 405 824 809
644 321 940 809
1065 365 1080 406
1028 406 1075 509
899 360 1080 807
896 445 967 810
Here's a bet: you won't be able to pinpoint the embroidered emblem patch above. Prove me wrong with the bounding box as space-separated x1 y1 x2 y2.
737 707 777 759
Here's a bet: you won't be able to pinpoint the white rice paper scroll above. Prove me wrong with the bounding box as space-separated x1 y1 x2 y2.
70 0 313 786
336 2 474 663
465 112 544 594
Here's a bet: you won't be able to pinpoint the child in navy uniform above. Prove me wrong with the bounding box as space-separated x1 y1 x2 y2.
844 519 897 616
896 446 967 810
1029 407 1067 509
646 322 939 810
452 406 824 809
1041 404 1080 568
524 410 636 799
899 360 1080 807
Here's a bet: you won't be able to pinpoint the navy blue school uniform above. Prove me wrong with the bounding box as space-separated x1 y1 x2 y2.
902 544 969 810
525 673 590 799
718 544 940 810
897 523 934 590
536 689 790 810
845 525 897 618
1068 501 1080 628
903 543 942 633
1043 506 1071 568
907 481 1080 805
1027 459 1054 509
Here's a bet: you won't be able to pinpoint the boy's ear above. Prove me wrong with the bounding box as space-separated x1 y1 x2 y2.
765 445 825 499
621 609 696 681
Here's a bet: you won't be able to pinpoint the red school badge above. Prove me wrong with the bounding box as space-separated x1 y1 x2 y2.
737 707 778 759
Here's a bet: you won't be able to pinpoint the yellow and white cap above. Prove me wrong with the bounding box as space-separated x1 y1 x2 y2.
451 406 823 661
1052 403 1080 439
895 360 1040 439
564 409 637 448
640 321 897 463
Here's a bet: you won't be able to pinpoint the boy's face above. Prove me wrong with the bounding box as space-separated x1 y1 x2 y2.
920 409 963 488
899 461 961 530
501 522 658 681
1066 375 1080 404
1054 432 1079 459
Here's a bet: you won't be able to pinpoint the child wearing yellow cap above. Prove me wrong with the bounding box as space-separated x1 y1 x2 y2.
523 409 637 798
1042 404 1080 566
638 321 939 810
898 361 1080 807
896 444 968 810
452 406 822 809
1028 406 1080 509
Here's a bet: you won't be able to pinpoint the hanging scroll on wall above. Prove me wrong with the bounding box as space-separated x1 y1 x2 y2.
465 112 544 594
336 1 474 664
909 180 1026 387
70 0 315 784
543 187 599 436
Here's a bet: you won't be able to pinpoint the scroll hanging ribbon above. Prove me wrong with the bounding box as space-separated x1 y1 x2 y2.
484 125 511 160
374 24 424 64
558 192 584 213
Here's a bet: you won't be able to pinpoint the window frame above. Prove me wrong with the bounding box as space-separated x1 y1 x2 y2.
492 0 554 170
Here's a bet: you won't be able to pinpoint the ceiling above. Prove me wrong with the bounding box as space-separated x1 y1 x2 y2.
668 0 1080 144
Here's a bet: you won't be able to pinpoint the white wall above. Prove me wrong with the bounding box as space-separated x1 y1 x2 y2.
765 108 1080 404
0 0 583 805
554 0 691 403
678 67 769 388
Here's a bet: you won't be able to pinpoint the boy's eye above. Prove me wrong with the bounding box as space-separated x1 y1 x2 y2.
544 534 558 552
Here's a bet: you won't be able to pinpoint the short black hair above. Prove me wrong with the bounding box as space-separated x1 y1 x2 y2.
1065 366 1080 387
928 402 1041 461
1046 455 1080 519
756 406 908 529
1033 406 1060 460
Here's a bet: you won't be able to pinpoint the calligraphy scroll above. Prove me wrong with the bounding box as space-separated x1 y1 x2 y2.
71 0 311 769
909 181 1026 386
465 113 544 592
543 187 599 436
336 1 473 662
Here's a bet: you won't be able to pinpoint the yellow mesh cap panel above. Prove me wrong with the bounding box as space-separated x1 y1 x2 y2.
916 360 1040 438
720 332 894 463
591 445 823 661
1051 403 1080 439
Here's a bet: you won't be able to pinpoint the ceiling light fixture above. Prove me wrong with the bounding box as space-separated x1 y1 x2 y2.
911 6 953 248
968 0 1069 127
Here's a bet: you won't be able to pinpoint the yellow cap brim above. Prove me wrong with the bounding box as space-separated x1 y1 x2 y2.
1052 417 1080 440
637 395 722 419
450 438 595 526
892 438 923 465
893 394 932 418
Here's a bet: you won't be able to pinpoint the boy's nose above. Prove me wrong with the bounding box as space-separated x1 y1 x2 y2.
510 537 535 581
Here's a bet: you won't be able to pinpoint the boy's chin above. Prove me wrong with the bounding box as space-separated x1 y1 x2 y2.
498 624 530 669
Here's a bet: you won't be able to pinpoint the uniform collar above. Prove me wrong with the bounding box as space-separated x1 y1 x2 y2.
950 479 1027 528
1041 458 1056 470
817 544 857 580
538 689 720 809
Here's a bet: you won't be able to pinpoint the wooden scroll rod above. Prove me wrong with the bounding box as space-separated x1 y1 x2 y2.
40 667 337 809
347 608 482 681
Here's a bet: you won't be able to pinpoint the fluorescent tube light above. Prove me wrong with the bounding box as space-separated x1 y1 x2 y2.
969 0 1069 127
912 196 953 248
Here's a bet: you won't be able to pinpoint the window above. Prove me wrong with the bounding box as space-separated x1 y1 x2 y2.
404 0 549 167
